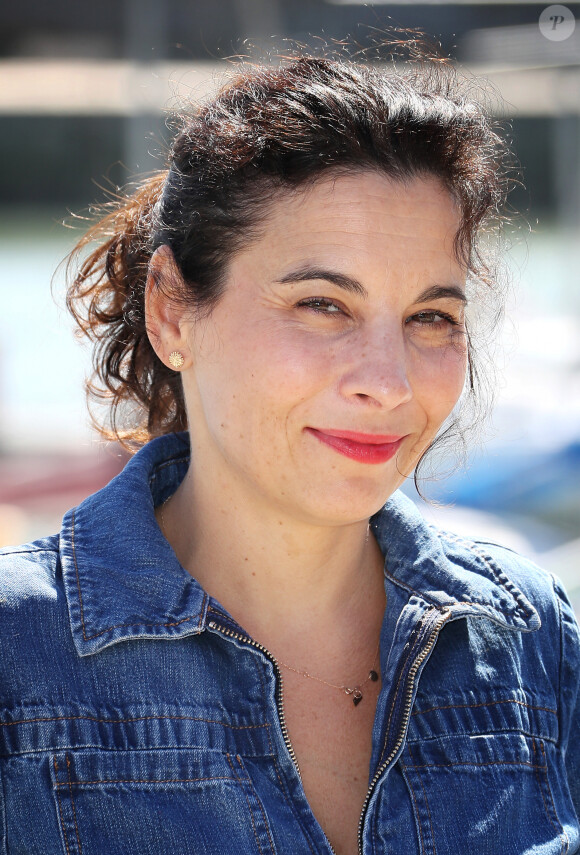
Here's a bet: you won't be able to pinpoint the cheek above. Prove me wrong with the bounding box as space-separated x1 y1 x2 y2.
396 346 466 477
194 325 332 441
242 325 337 402
413 344 468 424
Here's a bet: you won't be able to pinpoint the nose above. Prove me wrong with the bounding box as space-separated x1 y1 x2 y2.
337 324 413 408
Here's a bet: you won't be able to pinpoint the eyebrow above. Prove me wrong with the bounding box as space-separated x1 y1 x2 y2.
416 284 467 305
276 267 368 298
276 266 466 304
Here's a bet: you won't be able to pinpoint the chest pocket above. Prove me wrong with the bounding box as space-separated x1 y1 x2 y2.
51 748 278 855
396 701 574 855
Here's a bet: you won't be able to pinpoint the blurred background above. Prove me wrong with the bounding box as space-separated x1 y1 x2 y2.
0 0 579 608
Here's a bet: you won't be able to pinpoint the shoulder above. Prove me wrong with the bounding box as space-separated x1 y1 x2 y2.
0 535 59 605
437 527 580 710
438 525 576 632
446 528 556 589
375 492 572 635
0 534 61 600
453 533 573 627
0 535 69 681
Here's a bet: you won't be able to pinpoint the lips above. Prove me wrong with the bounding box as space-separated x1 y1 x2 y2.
305 428 405 464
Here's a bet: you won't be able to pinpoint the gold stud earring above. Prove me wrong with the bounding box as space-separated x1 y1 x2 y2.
168 351 185 369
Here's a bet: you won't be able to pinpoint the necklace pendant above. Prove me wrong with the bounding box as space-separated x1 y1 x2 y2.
352 687 363 706
369 669 379 682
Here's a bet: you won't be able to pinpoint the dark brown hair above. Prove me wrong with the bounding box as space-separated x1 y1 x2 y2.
66 50 514 477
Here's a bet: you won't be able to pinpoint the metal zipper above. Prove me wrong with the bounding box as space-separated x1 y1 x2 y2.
207 620 302 778
356 606 452 854
207 619 342 854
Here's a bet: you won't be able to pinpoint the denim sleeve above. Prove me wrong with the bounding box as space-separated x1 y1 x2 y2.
567 697 580 817
553 574 580 815
0 763 6 855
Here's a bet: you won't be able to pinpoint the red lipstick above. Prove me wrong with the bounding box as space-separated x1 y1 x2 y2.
305 428 405 464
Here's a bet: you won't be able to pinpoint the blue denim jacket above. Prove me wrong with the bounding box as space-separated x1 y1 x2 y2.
1 432 579 854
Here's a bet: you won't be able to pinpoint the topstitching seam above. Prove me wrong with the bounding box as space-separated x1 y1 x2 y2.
226 753 265 855
235 754 276 855
65 755 83 855
0 714 271 731
399 759 427 855
441 532 536 621
412 699 557 717
53 758 72 855
55 775 238 786
407 743 437 855
70 507 204 640
538 740 570 854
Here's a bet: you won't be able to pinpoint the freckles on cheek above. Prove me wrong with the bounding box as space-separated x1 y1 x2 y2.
267 334 331 388
421 347 467 412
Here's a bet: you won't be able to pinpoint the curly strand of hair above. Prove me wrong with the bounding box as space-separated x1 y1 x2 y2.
65 171 185 447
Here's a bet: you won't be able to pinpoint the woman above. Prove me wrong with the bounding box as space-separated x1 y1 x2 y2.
1 53 578 855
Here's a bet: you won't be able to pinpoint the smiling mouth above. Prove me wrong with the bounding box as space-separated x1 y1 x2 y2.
305 428 405 464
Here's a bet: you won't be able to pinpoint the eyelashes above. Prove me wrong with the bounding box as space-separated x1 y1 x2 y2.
295 298 464 331
406 310 462 328
296 297 343 314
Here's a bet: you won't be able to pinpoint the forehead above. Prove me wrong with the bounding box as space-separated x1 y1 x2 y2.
288 171 459 240
231 170 464 281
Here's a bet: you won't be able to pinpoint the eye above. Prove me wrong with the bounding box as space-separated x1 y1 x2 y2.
406 310 466 346
296 297 345 315
407 310 460 329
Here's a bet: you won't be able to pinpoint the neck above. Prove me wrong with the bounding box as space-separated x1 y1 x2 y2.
158 461 386 659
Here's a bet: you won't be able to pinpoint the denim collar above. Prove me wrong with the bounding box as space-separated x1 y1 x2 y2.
59 432 540 657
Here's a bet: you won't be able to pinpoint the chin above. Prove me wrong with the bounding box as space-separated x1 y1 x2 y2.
296 478 403 527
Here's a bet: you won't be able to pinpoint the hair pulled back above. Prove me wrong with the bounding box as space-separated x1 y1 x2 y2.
67 49 514 476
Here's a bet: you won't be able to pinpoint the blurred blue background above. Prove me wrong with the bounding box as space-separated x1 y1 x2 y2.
0 0 579 609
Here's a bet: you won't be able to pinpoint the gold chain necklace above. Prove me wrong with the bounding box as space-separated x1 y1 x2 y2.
279 640 380 706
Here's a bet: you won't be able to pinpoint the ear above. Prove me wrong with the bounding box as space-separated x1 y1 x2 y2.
145 245 193 369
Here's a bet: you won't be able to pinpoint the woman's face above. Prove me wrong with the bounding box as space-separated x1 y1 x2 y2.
178 171 468 525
